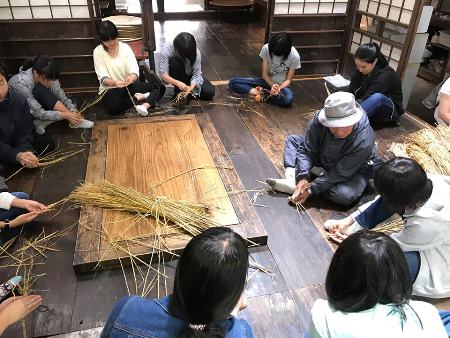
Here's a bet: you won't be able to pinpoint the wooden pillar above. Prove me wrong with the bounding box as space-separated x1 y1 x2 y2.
140 0 156 69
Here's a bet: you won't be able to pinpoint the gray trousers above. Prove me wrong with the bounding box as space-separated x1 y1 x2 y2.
284 135 367 206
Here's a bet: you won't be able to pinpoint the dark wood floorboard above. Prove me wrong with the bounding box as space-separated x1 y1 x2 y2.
203 87 332 289
240 291 305 338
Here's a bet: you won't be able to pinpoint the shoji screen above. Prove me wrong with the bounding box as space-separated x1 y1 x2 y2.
0 0 92 20
345 0 420 75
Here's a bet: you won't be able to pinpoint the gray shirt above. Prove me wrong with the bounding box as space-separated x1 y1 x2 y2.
159 43 203 96
9 67 77 121
259 44 301 85
296 112 376 195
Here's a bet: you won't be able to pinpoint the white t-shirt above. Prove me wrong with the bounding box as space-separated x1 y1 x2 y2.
93 42 140 93
308 299 447 338
259 44 301 84
434 77 450 125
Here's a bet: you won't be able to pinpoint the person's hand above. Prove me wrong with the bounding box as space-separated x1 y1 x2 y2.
323 216 354 234
124 74 136 85
328 230 348 244
271 84 280 96
10 212 40 227
288 179 310 205
176 82 189 92
12 199 46 213
0 295 42 329
61 111 83 125
114 80 129 88
16 152 39 168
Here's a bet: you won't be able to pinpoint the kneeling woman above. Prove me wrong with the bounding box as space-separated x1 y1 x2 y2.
349 42 404 124
307 231 447 337
229 32 300 108
94 20 166 116
159 32 215 101
101 227 253 338
326 157 450 299
9 55 94 135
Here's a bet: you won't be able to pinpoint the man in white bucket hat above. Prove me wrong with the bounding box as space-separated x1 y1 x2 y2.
266 91 377 205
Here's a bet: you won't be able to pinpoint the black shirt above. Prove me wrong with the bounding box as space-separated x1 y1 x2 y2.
0 87 34 165
348 64 404 116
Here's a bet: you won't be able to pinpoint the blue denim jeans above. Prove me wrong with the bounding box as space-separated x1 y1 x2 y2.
360 93 399 123
0 192 29 245
355 196 420 282
229 77 294 108
440 310 450 336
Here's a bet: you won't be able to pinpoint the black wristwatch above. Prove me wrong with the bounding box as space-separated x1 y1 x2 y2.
3 219 9 230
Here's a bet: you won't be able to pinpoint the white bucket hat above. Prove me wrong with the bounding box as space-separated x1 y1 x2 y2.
318 92 364 128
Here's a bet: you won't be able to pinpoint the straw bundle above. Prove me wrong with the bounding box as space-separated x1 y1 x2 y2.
69 180 218 237
104 15 142 42
6 147 85 181
172 91 197 105
390 125 450 175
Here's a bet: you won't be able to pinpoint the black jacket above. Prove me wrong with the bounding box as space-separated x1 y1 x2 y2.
348 64 404 116
0 88 34 165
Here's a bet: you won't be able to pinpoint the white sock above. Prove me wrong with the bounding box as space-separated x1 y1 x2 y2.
266 167 296 194
33 120 55 135
70 119 94 129
135 104 148 116
134 92 150 100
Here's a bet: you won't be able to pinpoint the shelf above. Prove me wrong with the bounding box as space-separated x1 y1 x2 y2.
418 65 443 83
428 41 450 52
430 17 450 29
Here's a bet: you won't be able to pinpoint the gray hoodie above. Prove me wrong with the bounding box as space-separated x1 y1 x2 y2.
8 67 77 121
297 112 376 195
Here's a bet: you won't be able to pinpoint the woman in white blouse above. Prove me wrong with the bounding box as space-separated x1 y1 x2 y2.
93 20 166 116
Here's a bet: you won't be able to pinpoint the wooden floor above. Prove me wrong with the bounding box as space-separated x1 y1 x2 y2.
1 19 443 338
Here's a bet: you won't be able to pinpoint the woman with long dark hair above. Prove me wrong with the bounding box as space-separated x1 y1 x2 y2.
307 231 447 337
325 157 450 299
159 32 215 102
229 32 300 108
101 227 253 338
348 42 404 124
9 55 94 135
94 20 166 115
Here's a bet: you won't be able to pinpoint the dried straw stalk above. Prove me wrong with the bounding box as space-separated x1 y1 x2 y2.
390 125 450 175
325 218 405 240
6 147 85 181
69 180 218 237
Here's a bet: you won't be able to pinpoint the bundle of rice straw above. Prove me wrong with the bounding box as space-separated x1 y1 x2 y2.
390 125 450 175
69 180 218 236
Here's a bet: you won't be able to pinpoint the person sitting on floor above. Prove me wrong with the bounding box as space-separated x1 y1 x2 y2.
0 59 55 170
348 42 404 125
266 91 376 206
0 294 43 335
0 179 46 245
101 227 253 338
9 55 94 135
324 157 450 299
307 230 448 338
228 32 300 108
159 32 215 103
434 76 450 125
94 20 166 116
